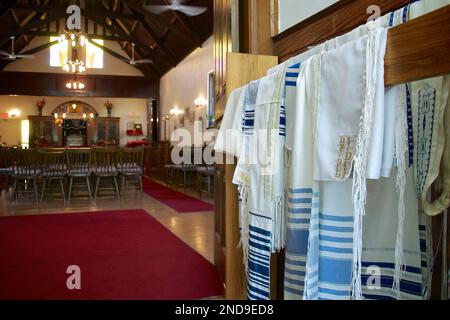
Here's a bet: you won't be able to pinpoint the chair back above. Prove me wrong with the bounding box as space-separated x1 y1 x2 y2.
92 147 119 175
66 148 91 175
120 147 144 173
40 150 67 177
12 149 41 176
0 148 13 173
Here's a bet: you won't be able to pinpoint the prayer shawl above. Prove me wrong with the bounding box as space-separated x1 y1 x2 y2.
233 68 287 300
314 29 388 182
301 29 387 300
409 0 450 217
360 168 423 300
284 55 322 300
214 86 247 159
214 85 247 241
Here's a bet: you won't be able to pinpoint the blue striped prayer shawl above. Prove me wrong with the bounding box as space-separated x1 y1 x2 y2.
304 182 354 300
284 188 311 297
248 217 272 300
283 62 313 300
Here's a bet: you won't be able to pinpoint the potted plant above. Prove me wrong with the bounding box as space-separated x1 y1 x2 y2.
105 101 113 117
37 98 46 116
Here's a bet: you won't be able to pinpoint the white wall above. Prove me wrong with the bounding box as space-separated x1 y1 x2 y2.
0 95 147 146
159 36 214 145
278 0 339 33
4 37 144 77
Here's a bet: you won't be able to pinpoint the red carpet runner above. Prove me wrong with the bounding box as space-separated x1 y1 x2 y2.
0 210 222 300
142 177 214 213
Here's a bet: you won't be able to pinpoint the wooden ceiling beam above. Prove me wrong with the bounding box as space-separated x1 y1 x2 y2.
22 30 126 42
84 15 162 77
0 13 65 48
0 4 10 18
123 5 177 66
119 0 197 45
20 39 58 56
87 38 149 76
6 3 139 20
161 0 203 48
9 9 30 45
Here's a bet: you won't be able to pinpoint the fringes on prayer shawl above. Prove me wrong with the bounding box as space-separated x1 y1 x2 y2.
393 85 408 297
238 184 251 274
273 194 286 252
351 31 377 301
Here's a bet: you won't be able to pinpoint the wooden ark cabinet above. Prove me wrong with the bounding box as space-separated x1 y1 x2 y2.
92 117 120 145
28 116 61 146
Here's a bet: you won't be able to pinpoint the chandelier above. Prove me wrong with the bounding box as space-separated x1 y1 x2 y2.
59 30 86 73
65 79 85 90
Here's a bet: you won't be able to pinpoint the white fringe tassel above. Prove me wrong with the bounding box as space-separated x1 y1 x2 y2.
238 184 251 274
351 32 377 301
393 84 408 298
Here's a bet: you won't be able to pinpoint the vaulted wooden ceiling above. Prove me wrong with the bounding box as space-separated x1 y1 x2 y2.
0 0 213 79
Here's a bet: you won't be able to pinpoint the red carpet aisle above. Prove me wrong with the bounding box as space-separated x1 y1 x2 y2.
0 210 222 300
142 177 214 213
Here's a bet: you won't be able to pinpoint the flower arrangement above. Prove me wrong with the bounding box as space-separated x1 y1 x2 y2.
37 98 46 116
105 101 113 117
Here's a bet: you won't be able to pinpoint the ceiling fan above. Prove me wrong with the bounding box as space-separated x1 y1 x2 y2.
125 43 153 66
0 36 35 61
143 0 208 17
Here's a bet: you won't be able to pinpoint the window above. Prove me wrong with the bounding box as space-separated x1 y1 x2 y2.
49 37 103 69
49 37 68 67
86 39 104 69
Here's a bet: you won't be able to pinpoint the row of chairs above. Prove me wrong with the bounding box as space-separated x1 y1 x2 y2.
0 147 144 203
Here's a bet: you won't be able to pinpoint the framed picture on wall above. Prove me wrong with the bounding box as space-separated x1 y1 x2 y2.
134 124 142 130
127 122 134 130
206 70 215 129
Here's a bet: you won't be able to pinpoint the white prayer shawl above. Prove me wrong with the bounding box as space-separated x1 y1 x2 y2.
233 80 260 273
232 69 287 300
361 168 423 300
301 30 386 300
381 86 397 178
214 86 247 158
314 28 387 182
409 0 450 216
408 1 450 296
284 55 322 300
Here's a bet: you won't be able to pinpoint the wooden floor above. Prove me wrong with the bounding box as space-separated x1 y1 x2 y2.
0 179 215 264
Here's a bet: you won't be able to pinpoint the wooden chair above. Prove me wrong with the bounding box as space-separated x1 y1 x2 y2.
196 165 215 198
10 149 41 203
119 147 144 195
92 147 120 200
0 148 13 198
40 150 67 202
66 148 93 201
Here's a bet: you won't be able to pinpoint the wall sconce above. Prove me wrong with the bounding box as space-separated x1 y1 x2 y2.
8 109 21 119
170 106 185 116
194 97 207 109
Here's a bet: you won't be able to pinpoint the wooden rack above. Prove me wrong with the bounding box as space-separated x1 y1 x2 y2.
217 4 450 300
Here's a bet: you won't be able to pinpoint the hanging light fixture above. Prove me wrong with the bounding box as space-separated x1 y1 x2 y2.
59 29 86 74
65 79 85 90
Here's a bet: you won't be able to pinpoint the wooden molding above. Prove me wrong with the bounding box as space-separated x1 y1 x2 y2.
273 0 410 62
0 72 159 99
385 5 450 85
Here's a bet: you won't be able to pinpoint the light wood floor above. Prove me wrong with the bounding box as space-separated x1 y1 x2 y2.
0 179 215 264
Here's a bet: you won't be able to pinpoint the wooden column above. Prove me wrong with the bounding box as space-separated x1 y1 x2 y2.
239 0 275 55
